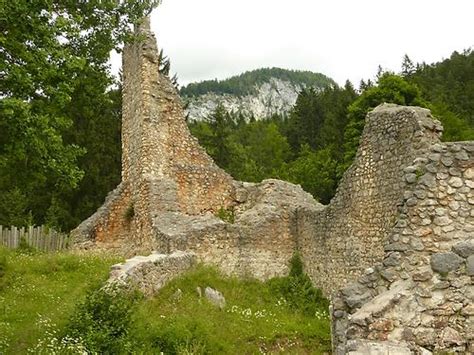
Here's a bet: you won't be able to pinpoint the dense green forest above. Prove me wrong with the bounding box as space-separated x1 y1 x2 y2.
190 50 474 204
0 0 472 231
0 0 158 230
180 67 336 97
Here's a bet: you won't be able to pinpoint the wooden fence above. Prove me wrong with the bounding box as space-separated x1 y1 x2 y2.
0 225 69 251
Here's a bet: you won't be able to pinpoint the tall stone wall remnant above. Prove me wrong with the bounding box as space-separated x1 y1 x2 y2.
71 19 474 354
298 104 443 293
71 18 322 279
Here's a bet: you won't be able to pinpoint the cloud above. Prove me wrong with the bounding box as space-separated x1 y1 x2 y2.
110 0 474 87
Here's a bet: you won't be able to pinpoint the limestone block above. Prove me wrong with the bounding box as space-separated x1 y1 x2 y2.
430 252 464 274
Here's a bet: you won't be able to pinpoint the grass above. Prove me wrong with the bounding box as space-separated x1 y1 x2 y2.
0 248 331 354
132 264 331 354
0 247 120 353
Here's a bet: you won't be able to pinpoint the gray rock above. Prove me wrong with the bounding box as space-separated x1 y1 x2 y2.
448 177 463 188
452 240 474 258
467 255 474 276
204 287 226 309
383 252 401 266
440 156 453 167
346 340 412 355
341 282 372 309
430 252 464 274
405 173 417 184
412 270 432 282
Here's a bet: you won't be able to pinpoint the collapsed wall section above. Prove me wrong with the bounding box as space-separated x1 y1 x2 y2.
332 141 474 354
298 104 443 294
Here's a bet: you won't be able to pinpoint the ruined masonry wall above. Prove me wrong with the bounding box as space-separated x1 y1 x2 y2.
332 142 474 354
298 105 443 294
72 19 236 253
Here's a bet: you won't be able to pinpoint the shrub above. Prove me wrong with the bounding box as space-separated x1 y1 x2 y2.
268 252 329 316
63 285 141 353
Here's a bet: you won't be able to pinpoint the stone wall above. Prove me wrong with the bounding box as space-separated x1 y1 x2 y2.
71 18 320 278
331 141 473 354
72 18 237 254
71 19 473 353
107 251 197 297
298 104 443 294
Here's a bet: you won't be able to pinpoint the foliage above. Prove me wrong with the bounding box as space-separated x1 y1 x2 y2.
17 236 37 255
268 253 329 317
133 265 331 354
341 73 426 172
216 207 235 224
405 49 474 127
402 50 474 141
64 286 141 354
181 67 335 97
189 108 292 183
0 0 159 230
0 253 6 279
0 248 120 353
0 250 331 354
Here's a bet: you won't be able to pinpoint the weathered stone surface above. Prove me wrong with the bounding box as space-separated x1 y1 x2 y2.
345 340 412 355
430 252 464 274
71 17 324 280
204 287 226 309
107 251 196 296
467 255 474 276
341 282 373 309
452 239 474 258
332 140 473 354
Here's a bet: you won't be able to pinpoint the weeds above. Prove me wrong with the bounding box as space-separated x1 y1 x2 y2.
215 207 235 224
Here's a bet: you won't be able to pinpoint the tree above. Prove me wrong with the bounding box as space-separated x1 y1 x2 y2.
401 54 415 77
284 146 338 204
0 1 159 228
341 73 426 172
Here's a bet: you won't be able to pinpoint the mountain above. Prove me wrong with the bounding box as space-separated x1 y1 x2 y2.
180 67 336 121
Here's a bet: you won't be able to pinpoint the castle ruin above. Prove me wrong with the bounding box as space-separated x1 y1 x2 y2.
72 19 473 354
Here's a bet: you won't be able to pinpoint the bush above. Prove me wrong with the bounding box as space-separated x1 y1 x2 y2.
268 253 329 316
63 285 141 353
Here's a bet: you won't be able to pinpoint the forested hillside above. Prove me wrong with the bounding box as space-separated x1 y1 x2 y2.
180 67 335 97
0 0 472 234
190 49 474 205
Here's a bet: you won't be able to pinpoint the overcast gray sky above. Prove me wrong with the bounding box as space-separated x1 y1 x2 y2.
116 0 473 87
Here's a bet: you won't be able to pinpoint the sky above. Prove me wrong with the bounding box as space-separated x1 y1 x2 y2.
114 0 474 87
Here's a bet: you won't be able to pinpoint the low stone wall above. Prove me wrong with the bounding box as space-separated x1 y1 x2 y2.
107 251 197 297
153 179 323 280
332 141 474 354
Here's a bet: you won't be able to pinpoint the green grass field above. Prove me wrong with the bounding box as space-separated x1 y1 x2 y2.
0 247 331 354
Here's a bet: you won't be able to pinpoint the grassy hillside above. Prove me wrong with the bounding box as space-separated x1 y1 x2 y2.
0 248 331 354
180 67 336 97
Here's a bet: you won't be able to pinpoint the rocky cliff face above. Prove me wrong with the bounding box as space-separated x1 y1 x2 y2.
184 78 315 121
